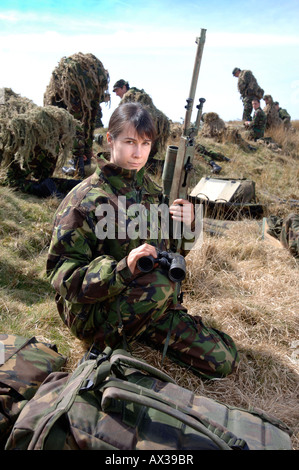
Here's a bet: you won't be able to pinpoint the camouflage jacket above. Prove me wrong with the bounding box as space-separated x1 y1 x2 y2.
238 70 264 99
248 107 266 136
47 155 188 314
278 108 291 121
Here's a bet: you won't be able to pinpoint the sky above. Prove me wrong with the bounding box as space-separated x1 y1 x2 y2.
0 0 299 127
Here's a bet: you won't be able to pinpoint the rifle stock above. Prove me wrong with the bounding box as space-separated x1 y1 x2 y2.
162 30 207 205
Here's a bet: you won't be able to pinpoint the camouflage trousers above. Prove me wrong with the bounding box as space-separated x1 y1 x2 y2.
244 128 264 142
62 269 239 380
242 96 255 121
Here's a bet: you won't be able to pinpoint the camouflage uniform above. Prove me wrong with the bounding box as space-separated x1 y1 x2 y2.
196 144 230 173
278 107 291 129
47 155 239 379
236 70 264 121
245 107 267 141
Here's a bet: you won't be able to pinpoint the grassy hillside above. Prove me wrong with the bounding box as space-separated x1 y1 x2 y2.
0 122 298 448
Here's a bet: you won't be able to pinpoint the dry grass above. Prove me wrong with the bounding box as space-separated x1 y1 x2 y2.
0 121 298 449
132 220 299 448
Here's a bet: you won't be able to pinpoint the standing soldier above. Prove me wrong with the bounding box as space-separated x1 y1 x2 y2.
44 53 109 178
232 67 264 121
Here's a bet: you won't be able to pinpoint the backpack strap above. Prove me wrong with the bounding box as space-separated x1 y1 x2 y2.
110 350 176 384
26 348 112 450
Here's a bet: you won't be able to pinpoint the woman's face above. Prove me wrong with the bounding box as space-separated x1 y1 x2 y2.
107 124 152 172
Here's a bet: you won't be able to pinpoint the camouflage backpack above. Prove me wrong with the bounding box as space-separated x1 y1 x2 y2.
6 347 292 450
0 334 66 448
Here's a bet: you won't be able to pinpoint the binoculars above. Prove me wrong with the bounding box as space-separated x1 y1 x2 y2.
137 250 186 283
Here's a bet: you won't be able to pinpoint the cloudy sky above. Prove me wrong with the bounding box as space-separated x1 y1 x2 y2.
1 0 299 126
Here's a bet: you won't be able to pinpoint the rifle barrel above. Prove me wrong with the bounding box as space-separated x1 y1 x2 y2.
183 29 207 135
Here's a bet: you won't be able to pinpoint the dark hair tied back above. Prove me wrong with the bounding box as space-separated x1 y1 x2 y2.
108 102 156 142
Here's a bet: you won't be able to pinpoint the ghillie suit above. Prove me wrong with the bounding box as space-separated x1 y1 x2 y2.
201 112 226 140
263 95 282 129
44 52 109 177
0 88 37 121
237 70 264 121
169 121 183 142
94 105 104 128
223 125 252 151
277 107 291 129
0 105 82 197
199 113 257 152
121 88 170 159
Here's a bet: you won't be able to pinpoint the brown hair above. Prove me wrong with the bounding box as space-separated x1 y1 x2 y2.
108 102 156 142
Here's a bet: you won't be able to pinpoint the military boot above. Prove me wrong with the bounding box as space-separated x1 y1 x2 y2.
209 161 222 174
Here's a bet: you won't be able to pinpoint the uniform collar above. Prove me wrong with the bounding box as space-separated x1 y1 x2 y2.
94 153 146 190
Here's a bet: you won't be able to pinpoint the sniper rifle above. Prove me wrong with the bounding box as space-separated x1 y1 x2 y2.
162 29 207 205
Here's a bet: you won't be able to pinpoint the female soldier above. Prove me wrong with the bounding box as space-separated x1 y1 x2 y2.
47 102 238 379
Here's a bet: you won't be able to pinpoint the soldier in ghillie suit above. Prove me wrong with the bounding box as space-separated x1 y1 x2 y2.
232 67 264 121
0 105 82 197
244 99 267 141
46 102 239 380
44 53 109 178
200 112 255 152
263 95 282 129
0 87 36 168
201 112 226 139
274 101 291 129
